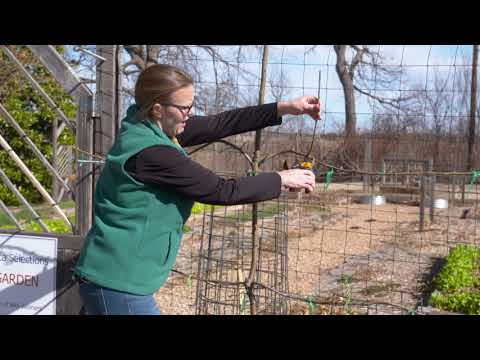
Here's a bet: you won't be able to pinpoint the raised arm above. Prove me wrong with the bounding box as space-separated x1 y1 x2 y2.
176 103 281 147
177 96 321 148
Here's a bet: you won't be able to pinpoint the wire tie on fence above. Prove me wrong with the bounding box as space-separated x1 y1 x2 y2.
186 274 193 289
325 168 334 191
240 294 246 314
407 308 417 315
466 170 480 195
306 296 316 314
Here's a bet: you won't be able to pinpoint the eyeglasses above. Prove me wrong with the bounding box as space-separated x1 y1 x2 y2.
161 102 194 116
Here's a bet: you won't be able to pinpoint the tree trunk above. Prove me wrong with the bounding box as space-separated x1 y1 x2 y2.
147 45 161 66
334 45 357 139
247 45 269 315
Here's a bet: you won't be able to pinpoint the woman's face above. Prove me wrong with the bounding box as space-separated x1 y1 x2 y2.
151 85 194 138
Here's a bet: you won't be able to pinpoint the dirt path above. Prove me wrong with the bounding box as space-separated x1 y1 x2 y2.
286 198 480 314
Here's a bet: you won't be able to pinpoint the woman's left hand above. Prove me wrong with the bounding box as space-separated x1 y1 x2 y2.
278 96 321 120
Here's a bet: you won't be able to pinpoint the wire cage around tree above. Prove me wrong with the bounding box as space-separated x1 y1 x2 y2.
194 194 290 315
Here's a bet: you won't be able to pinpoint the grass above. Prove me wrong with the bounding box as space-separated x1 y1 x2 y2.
1 200 286 233
340 275 353 314
58 200 75 209
0 200 219 234
24 218 74 233
226 203 287 223
0 200 75 233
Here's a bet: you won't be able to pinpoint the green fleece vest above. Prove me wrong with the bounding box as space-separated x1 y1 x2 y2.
74 105 194 295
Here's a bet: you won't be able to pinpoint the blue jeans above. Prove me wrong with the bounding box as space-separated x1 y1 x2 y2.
78 281 161 315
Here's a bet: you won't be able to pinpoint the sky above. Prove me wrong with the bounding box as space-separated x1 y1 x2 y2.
66 45 476 133
189 45 475 133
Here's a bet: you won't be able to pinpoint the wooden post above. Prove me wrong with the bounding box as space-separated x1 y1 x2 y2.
75 94 94 236
382 159 386 185
94 45 120 189
247 45 269 315
467 45 478 174
466 44 478 204
449 175 453 203
429 159 435 223
420 171 425 232
363 138 367 191
213 142 218 171
363 137 372 192
115 46 123 130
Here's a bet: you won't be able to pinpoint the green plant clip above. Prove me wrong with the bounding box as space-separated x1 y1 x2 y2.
306 296 316 314
240 295 246 314
466 170 480 195
246 170 256 177
407 308 417 315
324 168 334 191
379 169 385 180
186 275 193 289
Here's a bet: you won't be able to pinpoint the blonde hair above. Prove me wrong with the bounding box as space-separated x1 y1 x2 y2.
134 64 193 121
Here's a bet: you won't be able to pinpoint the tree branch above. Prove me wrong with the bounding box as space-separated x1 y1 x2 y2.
188 140 254 167
123 45 146 70
349 45 368 74
258 149 309 167
122 87 135 98
353 84 413 111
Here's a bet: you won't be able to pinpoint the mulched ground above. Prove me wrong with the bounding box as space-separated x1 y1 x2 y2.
155 183 479 315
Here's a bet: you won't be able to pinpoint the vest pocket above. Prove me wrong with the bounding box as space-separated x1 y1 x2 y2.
137 231 172 266
163 229 182 269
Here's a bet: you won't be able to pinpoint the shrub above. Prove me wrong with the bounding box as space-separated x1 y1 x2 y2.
429 245 480 314
25 218 73 234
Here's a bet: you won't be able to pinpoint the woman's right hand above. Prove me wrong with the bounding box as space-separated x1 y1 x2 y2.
277 169 316 193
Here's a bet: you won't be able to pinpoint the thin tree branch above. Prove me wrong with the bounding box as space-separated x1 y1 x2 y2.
258 149 309 167
188 140 254 167
353 84 412 111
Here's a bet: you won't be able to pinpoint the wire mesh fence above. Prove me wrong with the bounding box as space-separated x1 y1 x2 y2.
1 45 479 315
152 45 479 315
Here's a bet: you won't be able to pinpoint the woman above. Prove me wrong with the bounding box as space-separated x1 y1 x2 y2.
74 64 320 315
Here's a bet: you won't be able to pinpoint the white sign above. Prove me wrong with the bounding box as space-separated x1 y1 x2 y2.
0 233 57 315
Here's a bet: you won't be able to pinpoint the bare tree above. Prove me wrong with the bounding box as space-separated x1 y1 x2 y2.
329 45 413 139
372 54 480 171
65 45 259 117
269 64 291 103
